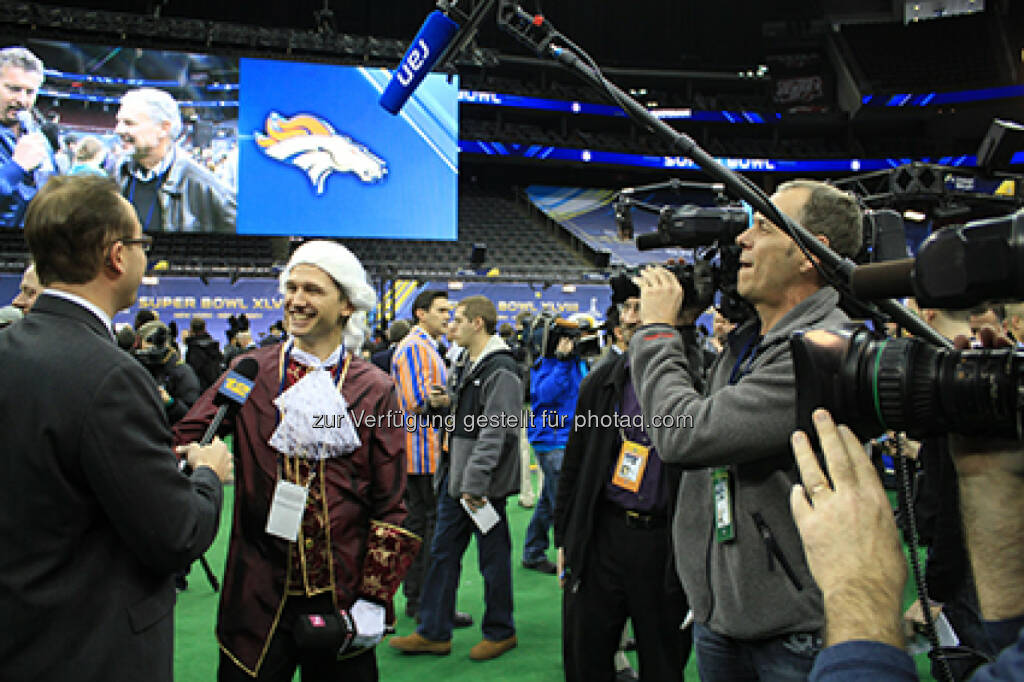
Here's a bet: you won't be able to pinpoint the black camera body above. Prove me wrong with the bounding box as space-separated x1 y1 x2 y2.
622 201 754 324
792 324 1024 441
793 208 1024 441
526 313 598 361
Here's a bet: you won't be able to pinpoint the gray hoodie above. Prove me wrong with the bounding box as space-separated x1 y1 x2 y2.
630 286 848 640
439 334 523 500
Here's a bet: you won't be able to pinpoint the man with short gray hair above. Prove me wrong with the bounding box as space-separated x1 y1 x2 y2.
114 87 236 232
631 178 863 680
0 46 55 228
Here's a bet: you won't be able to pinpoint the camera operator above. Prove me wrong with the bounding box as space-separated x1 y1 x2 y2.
630 179 863 680
897 302 999 680
521 319 587 575
589 297 633 375
134 319 200 425
790 399 1024 681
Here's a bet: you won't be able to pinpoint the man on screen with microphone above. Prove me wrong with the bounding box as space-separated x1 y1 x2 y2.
0 46 56 228
175 240 420 682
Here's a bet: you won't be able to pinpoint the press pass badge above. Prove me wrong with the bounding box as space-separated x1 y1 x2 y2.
712 467 735 543
266 480 308 541
612 439 650 493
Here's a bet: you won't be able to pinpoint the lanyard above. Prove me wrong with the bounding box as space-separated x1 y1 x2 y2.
728 334 762 385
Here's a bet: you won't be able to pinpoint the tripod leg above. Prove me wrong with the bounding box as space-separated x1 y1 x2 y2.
199 555 220 592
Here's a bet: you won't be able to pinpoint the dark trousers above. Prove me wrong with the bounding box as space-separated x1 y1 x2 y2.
218 594 378 682
936 570 998 681
402 473 437 609
562 504 690 682
417 476 515 642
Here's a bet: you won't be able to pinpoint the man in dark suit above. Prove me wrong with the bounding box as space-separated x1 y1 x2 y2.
0 174 232 682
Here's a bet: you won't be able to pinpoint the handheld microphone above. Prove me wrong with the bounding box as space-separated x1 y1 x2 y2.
15 110 35 133
379 10 459 115
200 358 259 446
14 109 55 174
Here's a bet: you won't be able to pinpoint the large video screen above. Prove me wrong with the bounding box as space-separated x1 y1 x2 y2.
15 40 458 239
238 59 458 239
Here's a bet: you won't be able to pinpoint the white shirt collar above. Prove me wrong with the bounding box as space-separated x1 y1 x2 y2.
43 289 114 339
287 338 344 370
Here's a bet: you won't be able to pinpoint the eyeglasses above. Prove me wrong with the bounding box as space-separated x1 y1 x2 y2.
118 236 153 253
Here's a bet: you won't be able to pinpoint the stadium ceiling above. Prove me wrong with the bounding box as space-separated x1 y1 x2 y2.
1 0 851 72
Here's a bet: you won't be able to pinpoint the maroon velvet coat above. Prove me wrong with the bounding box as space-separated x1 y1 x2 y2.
173 344 408 676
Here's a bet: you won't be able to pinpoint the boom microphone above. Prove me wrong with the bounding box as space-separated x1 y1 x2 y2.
849 209 1024 309
849 258 916 301
200 358 259 445
379 10 459 115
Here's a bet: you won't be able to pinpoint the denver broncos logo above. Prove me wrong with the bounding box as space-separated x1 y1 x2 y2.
255 112 387 195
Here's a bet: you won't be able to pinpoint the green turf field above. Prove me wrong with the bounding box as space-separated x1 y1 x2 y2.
173 485 937 680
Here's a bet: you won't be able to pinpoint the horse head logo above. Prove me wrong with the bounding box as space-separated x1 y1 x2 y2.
255 112 387 195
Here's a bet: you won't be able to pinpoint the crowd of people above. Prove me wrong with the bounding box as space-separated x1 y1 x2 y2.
4 40 1024 682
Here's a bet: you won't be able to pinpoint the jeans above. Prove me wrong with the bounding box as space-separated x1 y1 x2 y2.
523 448 563 564
417 475 515 642
694 622 820 682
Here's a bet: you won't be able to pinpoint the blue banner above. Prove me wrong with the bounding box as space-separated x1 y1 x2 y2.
391 281 613 330
0 274 284 345
461 141 1024 173
0 276 617 345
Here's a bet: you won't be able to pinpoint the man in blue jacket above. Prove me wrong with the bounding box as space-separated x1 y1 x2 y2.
0 47 56 228
523 325 587 574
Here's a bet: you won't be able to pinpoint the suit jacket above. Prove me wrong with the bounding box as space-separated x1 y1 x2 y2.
0 294 224 682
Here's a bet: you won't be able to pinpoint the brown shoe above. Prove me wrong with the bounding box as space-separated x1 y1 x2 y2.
469 634 517 661
388 632 451 655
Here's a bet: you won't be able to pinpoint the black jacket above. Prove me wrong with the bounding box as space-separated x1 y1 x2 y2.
914 436 968 602
161 356 201 424
0 294 223 681
554 350 686 592
138 348 202 425
371 345 396 374
184 332 223 391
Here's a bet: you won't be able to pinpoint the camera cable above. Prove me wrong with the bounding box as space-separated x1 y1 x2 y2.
895 442 955 682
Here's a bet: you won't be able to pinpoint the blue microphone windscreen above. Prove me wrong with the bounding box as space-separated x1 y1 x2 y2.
380 10 459 115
